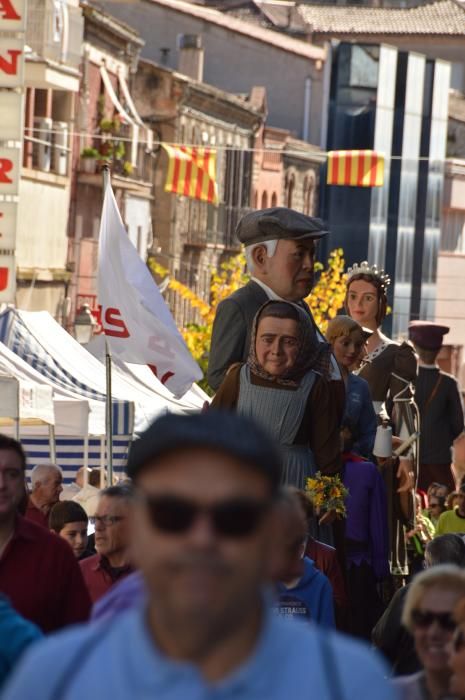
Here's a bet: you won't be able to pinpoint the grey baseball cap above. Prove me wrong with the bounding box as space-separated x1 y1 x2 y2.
126 410 282 493
236 207 329 246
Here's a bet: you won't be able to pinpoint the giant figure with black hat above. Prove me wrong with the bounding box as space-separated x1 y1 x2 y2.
408 321 464 492
207 208 343 410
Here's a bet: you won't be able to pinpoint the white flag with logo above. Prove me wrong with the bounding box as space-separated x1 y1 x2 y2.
98 184 203 398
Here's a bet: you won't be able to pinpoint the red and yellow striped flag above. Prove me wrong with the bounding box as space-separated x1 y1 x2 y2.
327 150 384 187
162 144 218 204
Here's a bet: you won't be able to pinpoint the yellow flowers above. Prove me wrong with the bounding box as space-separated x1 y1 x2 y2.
305 248 347 334
305 471 349 517
148 253 248 394
148 248 347 394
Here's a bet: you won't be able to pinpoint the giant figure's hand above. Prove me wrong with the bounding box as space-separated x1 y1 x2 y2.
397 457 415 493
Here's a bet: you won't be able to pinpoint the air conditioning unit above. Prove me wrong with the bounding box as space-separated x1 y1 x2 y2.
52 121 68 176
32 117 53 172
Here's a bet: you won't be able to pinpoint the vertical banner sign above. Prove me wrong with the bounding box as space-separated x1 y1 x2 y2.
0 201 17 248
0 0 27 304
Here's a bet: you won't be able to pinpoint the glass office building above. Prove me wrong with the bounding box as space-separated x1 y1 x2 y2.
321 43 450 336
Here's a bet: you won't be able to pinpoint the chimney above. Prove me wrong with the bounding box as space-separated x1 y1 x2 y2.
177 34 204 82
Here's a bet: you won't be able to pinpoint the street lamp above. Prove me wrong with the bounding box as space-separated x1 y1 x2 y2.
74 304 96 344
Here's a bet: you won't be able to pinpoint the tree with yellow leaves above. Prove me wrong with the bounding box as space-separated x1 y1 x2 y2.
148 248 346 393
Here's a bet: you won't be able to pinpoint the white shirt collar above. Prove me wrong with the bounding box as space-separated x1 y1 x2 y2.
251 276 286 302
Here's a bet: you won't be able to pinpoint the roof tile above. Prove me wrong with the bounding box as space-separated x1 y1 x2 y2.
290 0 465 36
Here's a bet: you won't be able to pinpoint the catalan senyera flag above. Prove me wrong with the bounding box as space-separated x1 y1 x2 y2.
327 150 384 187
162 144 219 204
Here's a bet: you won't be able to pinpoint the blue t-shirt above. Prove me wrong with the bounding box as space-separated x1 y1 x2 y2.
3 601 396 700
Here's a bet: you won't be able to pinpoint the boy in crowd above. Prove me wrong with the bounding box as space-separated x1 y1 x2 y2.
49 501 93 560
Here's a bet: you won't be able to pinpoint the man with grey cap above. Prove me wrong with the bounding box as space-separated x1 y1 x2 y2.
207 207 337 391
3 411 395 700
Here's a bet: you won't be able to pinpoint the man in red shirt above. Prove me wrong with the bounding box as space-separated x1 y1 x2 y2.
0 435 91 632
80 484 134 603
25 463 63 529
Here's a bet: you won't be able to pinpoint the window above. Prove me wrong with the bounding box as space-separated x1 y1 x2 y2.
271 192 277 207
261 191 268 209
303 175 315 215
441 210 465 253
286 174 295 208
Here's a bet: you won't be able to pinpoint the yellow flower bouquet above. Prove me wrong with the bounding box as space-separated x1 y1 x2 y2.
305 472 349 518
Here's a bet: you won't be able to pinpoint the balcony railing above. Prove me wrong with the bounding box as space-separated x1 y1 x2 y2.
184 205 253 250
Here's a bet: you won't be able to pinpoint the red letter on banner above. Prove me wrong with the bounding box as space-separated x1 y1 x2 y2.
0 0 20 20
0 159 13 183
0 267 9 292
104 308 130 338
0 49 21 75
148 364 175 385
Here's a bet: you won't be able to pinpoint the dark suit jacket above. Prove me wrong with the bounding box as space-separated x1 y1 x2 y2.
415 367 464 464
207 281 267 390
207 281 315 391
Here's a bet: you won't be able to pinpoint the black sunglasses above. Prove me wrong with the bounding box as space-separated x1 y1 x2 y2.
453 627 465 653
411 609 456 632
141 494 270 538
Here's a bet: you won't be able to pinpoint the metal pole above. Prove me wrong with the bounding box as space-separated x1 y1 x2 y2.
102 165 113 486
105 339 113 486
48 425 56 463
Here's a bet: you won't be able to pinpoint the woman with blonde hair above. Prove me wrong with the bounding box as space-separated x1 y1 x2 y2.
393 565 465 699
326 315 377 457
450 596 465 698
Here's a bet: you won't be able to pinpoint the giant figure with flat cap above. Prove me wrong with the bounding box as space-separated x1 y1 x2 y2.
207 207 342 401
409 321 464 492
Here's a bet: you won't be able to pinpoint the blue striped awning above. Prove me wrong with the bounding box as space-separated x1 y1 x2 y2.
22 436 130 484
0 309 134 436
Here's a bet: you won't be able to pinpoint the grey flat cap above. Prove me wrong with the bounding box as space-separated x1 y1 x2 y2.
126 410 282 493
236 207 329 246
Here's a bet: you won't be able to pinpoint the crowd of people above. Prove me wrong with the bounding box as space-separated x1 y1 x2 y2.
0 206 465 698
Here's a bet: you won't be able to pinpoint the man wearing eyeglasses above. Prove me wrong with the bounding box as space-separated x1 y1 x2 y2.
2 412 395 700
79 484 134 603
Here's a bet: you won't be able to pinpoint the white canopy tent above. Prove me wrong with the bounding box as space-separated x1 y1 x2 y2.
85 335 209 412
0 341 109 481
0 308 209 481
0 372 56 460
0 309 207 433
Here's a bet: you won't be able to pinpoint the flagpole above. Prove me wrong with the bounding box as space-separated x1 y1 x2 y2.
102 164 113 487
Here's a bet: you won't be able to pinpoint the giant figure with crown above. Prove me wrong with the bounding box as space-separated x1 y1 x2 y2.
345 262 418 580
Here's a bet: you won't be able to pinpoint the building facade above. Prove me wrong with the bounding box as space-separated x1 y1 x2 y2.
131 52 263 326
66 2 152 327
98 0 326 146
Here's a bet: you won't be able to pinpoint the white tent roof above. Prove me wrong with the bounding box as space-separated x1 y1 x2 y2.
5 310 206 433
0 340 104 436
85 335 209 410
0 372 54 425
